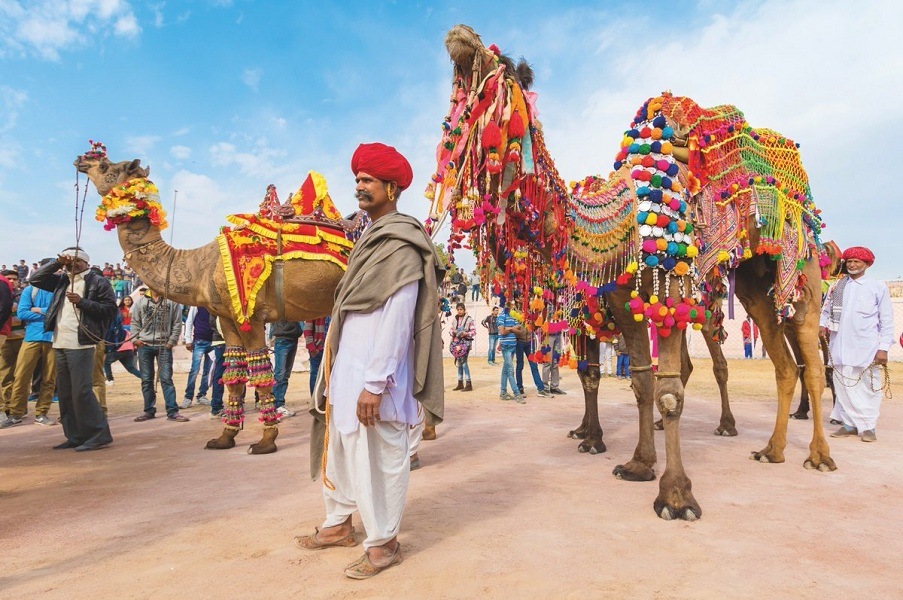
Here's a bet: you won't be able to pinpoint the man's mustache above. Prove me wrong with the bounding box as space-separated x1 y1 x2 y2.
356 190 373 201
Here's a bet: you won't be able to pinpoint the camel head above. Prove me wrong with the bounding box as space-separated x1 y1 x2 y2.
430 25 538 214
429 26 566 303
74 148 150 197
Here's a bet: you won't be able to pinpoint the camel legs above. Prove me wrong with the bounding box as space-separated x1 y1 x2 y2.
246 348 279 455
206 319 280 454
651 328 701 520
206 346 249 450
570 334 606 454
784 327 811 419
610 301 657 482
790 269 835 471
735 263 808 465
699 325 736 436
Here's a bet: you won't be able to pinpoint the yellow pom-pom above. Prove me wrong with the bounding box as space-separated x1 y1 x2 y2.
633 313 644 322
686 245 699 258
742 248 752 259
626 261 638 274
630 290 639 298
692 323 703 330
717 250 730 262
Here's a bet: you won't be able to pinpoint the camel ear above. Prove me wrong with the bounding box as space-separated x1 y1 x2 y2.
128 158 149 178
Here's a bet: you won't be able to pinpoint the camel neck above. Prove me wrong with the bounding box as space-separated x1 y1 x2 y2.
116 219 199 305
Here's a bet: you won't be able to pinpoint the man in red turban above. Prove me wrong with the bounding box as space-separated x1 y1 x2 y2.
820 245 893 442
840 246 875 266
351 142 413 190
300 142 445 580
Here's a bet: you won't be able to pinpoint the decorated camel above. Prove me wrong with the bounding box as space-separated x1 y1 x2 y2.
75 143 354 454
426 25 834 520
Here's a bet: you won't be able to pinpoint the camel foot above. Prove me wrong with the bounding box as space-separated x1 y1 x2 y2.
613 460 656 482
803 452 837 472
422 424 437 441
654 474 701 521
205 429 238 450
653 419 663 431
248 428 279 455
577 436 606 455
714 425 738 437
749 446 785 463
568 427 586 440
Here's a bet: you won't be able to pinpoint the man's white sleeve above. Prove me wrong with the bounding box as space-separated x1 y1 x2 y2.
363 281 418 395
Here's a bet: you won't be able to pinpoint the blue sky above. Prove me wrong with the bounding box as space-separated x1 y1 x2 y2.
1 0 901 279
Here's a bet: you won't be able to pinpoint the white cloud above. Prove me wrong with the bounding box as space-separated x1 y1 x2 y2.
209 140 286 179
170 145 191 159
125 134 161 157
0 0 141 60
0 86 28 132
114 13 140 37
242 68 261 92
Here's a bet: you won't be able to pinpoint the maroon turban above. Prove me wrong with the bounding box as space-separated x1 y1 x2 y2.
841 246 875 265
351 143 413 190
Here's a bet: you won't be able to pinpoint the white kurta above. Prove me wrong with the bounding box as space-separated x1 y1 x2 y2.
820 276 894 431
322 281 419 548
327 280 419 433
820 276 894 368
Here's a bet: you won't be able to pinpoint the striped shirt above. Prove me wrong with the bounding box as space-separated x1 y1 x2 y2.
496 311 519 348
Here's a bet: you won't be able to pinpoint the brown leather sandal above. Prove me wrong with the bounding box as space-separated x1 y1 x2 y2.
343 543 402 579
294 526 358 550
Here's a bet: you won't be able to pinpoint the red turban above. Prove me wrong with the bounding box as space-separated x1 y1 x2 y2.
841 246 875 265
351 143 413 190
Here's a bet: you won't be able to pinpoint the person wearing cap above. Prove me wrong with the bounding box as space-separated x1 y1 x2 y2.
301 142 445 580
28 247 116 451
820 246 894 442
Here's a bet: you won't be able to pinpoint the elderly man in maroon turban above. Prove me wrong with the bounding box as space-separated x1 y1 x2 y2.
299 143 445 579
820 246 894 442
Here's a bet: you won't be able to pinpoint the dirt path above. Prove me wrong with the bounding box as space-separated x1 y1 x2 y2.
1 359 901 599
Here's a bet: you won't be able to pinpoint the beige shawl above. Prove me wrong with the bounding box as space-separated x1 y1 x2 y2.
309 211 445 479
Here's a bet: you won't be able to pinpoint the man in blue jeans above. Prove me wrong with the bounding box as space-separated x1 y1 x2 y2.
181 305 213 408
481 306 500 365
269 320 300 418
131 289 189 422
515 326 548 397
497 300 525 404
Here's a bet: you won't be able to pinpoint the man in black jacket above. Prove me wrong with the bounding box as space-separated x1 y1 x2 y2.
30 247 117 451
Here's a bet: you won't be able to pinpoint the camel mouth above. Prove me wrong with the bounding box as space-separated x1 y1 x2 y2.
73 156 90 172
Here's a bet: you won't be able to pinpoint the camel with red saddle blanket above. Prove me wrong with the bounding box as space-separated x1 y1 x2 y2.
76 145 355 454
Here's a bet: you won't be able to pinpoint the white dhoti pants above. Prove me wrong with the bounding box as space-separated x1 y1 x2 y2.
322 418 410 549
830 365 882 432
408 406 425 457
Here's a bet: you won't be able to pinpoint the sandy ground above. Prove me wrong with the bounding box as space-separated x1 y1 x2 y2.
1 357 902 599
